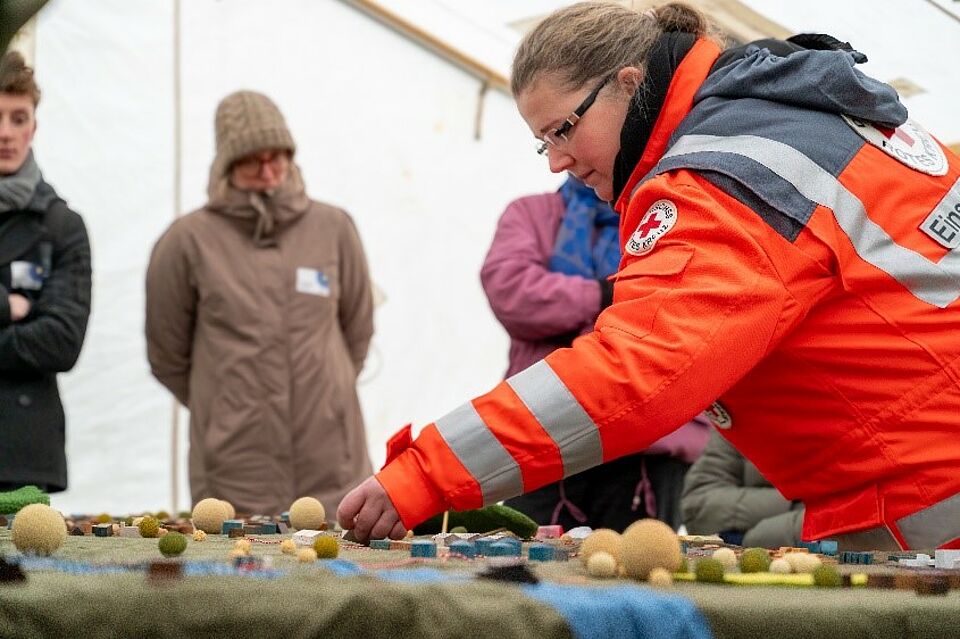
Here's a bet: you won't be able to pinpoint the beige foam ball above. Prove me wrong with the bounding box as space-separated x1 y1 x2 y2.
11 504 66 556
587 551 618 578
192 530 207 542
219 500 236 520
648 567 674 587
769 558 792 574
280 539 297 555
783 552 808 573
579 528 623 566
297 548 318 563
234 539 252 555
191 498 229 534
620 518 681 580
711 547 738 569
289 497 325 531
794 553 822 574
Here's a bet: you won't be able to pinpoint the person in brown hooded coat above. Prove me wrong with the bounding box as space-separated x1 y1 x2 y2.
146 90 374 518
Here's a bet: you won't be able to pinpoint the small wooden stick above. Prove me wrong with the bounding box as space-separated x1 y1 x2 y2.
441 510 450 534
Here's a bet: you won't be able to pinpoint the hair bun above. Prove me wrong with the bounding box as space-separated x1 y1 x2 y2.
651 2 709 34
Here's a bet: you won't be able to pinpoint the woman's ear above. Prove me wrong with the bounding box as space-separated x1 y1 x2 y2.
616 66 645 94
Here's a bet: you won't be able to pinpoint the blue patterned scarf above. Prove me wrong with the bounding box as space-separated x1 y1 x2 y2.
549 176 621 279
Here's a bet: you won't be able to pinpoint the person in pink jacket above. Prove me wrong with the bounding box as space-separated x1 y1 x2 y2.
480 175 708 532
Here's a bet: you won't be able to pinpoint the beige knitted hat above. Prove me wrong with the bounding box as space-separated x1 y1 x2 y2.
210 90 296 180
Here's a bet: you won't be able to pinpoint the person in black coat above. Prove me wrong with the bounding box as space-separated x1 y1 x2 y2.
0 51 91 493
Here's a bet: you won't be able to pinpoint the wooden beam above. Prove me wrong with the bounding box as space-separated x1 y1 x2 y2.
340 0 510 94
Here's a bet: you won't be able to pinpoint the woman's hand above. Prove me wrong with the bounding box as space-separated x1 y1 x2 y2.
337 475 407 542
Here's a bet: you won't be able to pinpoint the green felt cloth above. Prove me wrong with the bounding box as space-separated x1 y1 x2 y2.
3 531 960 639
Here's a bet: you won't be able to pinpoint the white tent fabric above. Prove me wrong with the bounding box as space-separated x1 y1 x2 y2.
35 0 558 515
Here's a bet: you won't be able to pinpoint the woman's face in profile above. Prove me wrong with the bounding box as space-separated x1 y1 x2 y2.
0 93 35 176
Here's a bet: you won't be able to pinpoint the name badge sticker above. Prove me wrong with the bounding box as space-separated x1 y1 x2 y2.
296 267 331 297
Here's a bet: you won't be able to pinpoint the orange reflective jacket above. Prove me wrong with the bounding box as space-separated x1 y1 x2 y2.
378 39 960 549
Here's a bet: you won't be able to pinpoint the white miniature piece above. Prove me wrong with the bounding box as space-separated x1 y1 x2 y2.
934 550 960 570
292 529 325 547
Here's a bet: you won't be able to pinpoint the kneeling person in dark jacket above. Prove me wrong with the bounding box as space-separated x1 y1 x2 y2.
682 430 803 548
0 51 92 493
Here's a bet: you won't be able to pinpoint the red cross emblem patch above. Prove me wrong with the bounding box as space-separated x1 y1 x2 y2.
625 199 677 256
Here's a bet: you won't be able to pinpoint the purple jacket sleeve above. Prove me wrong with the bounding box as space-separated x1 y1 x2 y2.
481 193 602 342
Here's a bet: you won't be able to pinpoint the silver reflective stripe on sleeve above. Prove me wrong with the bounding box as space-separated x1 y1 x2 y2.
662 134 960 308
506 360 604 477
896 491 960 549
434 401 524 505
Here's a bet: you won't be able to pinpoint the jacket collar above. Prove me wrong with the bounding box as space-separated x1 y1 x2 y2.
613 37 721 216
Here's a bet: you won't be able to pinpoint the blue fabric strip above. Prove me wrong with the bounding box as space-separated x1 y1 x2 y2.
522 582 714 639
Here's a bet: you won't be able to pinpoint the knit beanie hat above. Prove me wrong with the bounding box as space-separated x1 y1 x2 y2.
210 90 296 180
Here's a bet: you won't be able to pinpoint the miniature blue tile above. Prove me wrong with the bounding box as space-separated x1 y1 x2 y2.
449 540 476 559
476 538 495 556
92 524 112 537
257 522 279 535
528 543 555 562
798 541 821 554
489 541 520 557
410 540 437 558
221 519 244 534
819 540 838 556
280 511 290 524
370 539 392 550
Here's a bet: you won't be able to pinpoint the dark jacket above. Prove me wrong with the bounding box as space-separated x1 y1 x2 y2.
0 180 92 492
681 430 803 548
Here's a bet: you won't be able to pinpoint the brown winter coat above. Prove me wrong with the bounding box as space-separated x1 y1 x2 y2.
145 166 374 517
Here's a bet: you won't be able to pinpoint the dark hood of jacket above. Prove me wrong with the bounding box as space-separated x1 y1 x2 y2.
612 35 908 203
698 43 907 129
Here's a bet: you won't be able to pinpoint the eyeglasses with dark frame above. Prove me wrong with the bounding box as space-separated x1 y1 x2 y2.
536 73 615 157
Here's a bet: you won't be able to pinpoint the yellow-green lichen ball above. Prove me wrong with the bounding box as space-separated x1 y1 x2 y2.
191 498 229 534
739 548 771 573
11 504 67 556
812 564 842 588
579 529 622 566
158 531 187 557
289 497 325 531
138 516 161 538
95 513 112 524
313 535 339 559
620 519 681 580
695 557 726 583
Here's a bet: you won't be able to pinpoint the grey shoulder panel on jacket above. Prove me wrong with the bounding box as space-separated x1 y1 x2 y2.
645 46 907 242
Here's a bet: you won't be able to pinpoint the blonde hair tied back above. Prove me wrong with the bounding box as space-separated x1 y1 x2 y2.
511 2 718 97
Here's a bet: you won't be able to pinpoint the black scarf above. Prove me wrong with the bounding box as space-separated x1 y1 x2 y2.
612 32 696 203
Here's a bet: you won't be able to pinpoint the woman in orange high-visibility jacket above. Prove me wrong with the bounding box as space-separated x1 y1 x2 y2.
340 2 960 550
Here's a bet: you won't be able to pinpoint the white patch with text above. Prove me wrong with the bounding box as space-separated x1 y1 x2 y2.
625 199 678 256
842 114 947 176
705 402 733 430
